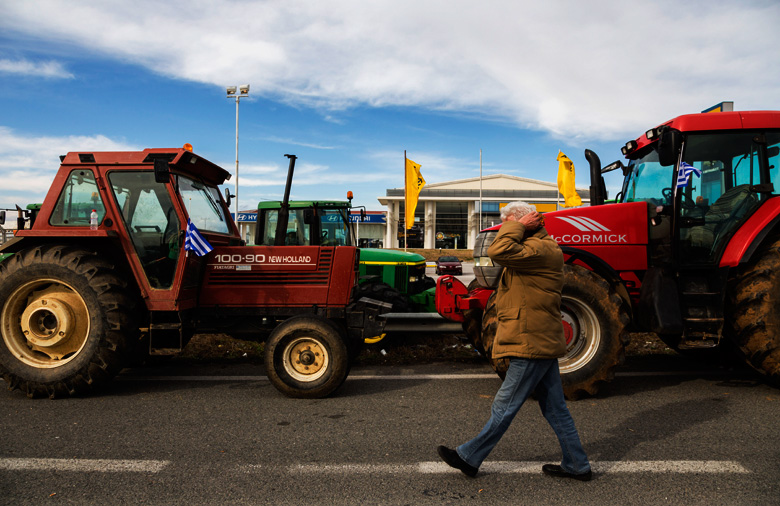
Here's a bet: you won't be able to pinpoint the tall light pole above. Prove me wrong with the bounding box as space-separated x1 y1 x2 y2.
226 84 249 221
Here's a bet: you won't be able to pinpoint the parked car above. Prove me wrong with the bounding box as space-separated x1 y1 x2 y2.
435 255 462 275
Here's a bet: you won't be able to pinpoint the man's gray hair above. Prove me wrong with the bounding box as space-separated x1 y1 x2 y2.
500 201 537 221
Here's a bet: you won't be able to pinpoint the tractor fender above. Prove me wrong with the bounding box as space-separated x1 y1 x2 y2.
560 246 632 313
720 197 780 268
0 236 26 256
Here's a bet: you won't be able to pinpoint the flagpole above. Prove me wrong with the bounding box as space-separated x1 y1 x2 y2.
479 149 483 231
404 150 407 252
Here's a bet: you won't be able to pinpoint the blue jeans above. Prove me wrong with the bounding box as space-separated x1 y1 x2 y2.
456 357 591 474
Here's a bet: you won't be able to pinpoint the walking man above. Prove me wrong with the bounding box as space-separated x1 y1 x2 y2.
437 201 592 480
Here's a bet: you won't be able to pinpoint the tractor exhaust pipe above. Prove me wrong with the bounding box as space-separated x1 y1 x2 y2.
585 149 605 206
274 154 297 246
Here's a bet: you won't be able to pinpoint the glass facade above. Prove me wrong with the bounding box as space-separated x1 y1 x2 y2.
397 202 425 248
435 202 469 249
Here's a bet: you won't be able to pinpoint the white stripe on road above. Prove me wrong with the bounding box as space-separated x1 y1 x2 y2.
288 460 750 475
1 458 748 475
116 370 732 382
0 458 169 473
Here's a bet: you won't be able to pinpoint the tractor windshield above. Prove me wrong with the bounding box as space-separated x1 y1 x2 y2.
320 208 353 246
177 176 230 234
621 149 674 206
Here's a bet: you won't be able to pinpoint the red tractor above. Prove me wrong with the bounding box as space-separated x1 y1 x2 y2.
0 149 386 398
436 110 780 398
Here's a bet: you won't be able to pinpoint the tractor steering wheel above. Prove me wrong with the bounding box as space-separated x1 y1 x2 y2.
661 187 673 205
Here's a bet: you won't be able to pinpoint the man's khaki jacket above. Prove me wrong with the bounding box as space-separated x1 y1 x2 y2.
486 220 567 360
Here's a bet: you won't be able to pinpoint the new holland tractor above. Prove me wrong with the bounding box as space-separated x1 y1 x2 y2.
0 149 386 399
253 199 434 311
436 110 780 398
252 199 440 344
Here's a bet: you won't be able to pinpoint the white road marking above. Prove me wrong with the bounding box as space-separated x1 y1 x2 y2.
0 458 169 473
116 370 733 382
288 460 751 475
1 458 749 475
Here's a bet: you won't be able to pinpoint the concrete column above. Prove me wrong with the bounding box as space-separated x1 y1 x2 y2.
384 201 399 249
467 200 477 250
424 200 436 249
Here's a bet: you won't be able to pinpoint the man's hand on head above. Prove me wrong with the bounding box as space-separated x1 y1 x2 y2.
518 211 543 230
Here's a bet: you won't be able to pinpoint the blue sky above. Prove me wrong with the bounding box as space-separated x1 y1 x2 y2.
1 0 779 212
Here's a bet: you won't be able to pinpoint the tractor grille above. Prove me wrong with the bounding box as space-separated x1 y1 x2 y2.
206 249 333 285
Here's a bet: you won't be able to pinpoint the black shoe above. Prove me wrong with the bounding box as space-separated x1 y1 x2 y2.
542 464 592 481
437 446 478 477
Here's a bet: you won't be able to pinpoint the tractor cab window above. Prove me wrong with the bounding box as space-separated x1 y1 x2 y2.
50 170 106 226
108 171 180 289
177 176 230 234
258 209 311 246
622 149 674 207
320 208 353 246
678 131 779 264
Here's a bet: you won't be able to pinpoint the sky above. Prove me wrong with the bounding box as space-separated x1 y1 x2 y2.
1 0 778 214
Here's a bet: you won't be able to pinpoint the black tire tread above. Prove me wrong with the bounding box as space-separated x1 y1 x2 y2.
728 238 780 385
0 245 136 398
264 315 350 399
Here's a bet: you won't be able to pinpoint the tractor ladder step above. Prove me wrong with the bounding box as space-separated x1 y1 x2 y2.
148 321 185 355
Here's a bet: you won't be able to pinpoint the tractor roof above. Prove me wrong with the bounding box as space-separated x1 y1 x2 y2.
257 200 350 210
58 147 232 186
631 110 780 155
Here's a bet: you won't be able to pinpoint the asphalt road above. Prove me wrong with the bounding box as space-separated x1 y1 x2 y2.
1 354 778 505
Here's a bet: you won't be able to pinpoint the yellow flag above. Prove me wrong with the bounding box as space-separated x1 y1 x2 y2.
556 151 582 207
405 157 426 229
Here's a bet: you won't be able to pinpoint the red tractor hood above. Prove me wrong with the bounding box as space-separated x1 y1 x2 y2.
484 201 650 247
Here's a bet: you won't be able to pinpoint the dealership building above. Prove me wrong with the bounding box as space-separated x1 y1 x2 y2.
234 174 590 250
377 174 590 250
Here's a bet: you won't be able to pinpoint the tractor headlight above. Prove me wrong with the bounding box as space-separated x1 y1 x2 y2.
474 257 493 267
409 275 419 283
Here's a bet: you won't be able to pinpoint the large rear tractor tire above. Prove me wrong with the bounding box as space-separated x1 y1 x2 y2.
265 316 350 398
0 245 136 398
478 264 630 399
728 239 780 386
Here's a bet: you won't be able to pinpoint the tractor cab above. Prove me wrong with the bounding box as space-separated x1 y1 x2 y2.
615 116 780 266
601 111 780 346
254 200 356 247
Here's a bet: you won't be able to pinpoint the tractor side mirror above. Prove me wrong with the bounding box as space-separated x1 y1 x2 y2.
154 159 171 183
360 209 366 222
224 187 234 208
0 210 5 226
303 208 315 225
657 128 683 167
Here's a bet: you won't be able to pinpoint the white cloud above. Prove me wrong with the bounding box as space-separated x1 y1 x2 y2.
0 127 137 208
0 59 74 79
261 136 337 150
1 0 778 143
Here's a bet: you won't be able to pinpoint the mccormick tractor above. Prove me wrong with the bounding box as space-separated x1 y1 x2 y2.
436 110 780 398
0 149 386 399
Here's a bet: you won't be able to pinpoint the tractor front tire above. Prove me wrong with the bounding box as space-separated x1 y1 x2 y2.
477 264 629 399
0 245 135 398
265 316 350 398
729 239 780 386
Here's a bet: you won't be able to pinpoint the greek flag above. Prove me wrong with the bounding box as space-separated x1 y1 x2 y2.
676 161 701 188
184 219 214 256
